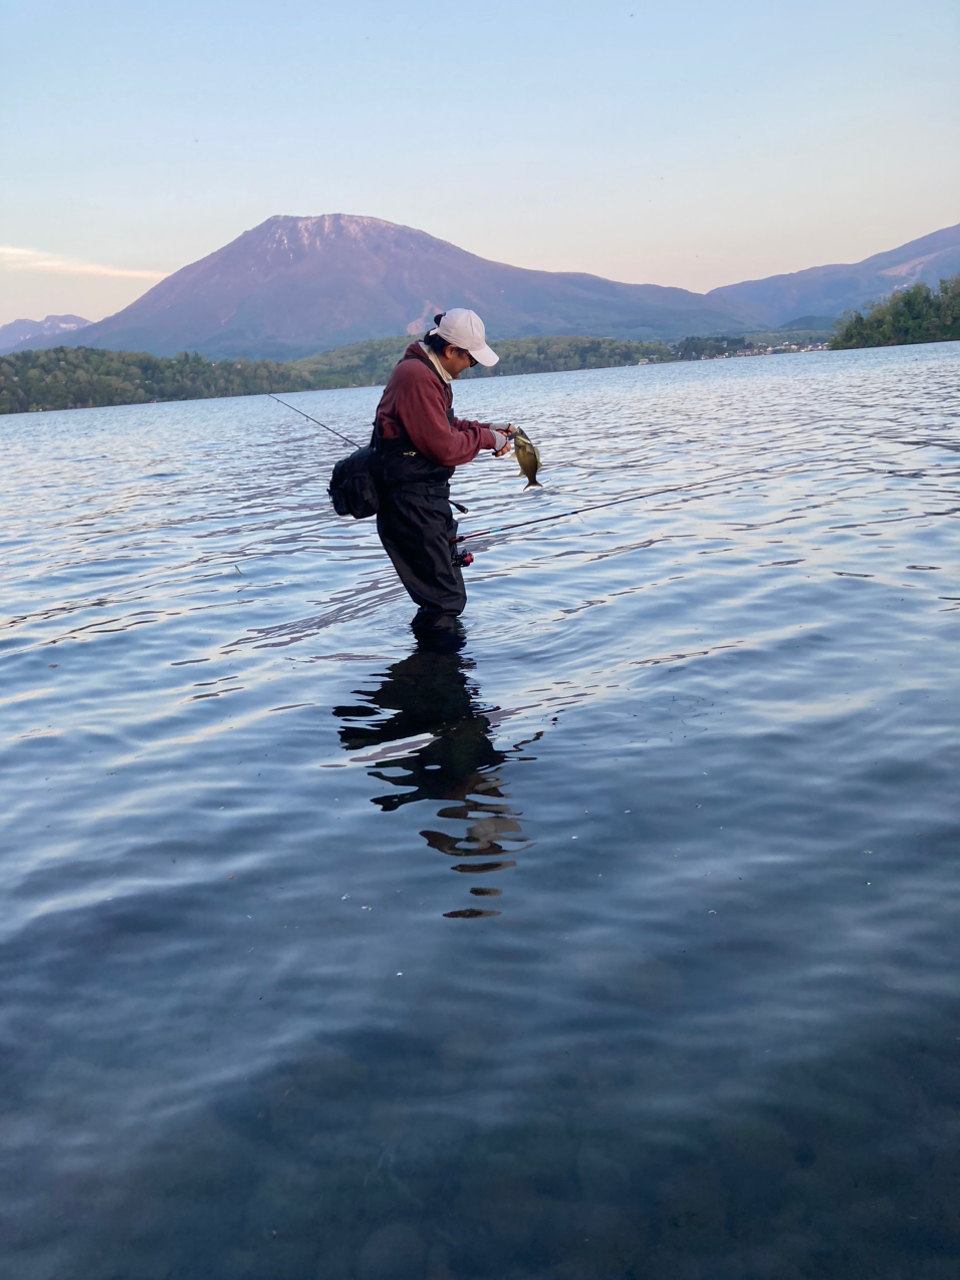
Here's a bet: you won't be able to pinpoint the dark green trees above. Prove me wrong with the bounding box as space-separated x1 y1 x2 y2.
0 337 676 414
830 276 960 349
0 347 315 414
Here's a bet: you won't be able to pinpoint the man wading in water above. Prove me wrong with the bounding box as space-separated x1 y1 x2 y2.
373 309 515 636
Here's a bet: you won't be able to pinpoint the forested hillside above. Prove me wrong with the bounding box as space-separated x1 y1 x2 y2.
1 337 673 414
467 336 674 377
830 277 960 349
0 348 314 415
292 335 673 388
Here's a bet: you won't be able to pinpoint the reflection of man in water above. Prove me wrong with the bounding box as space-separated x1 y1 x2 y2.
334 633 527 915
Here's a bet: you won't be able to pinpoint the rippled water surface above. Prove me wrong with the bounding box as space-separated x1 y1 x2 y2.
2 343 959 1279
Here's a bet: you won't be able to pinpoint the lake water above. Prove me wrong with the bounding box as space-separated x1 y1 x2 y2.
2 342 959 1279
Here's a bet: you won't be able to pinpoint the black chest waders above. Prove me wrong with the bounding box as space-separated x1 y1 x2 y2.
373 373 468 622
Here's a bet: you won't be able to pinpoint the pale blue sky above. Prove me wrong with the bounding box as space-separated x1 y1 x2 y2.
2 0 958 323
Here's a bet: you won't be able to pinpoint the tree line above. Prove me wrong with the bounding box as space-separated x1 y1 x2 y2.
287 334 677 387
0 337 674 414
0 347 316 415
830 276 960 349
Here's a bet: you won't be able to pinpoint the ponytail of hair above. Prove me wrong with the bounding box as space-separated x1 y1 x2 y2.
423 312 449 356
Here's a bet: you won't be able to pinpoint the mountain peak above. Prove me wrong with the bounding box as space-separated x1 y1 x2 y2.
245 213 462 258
26 213 743 360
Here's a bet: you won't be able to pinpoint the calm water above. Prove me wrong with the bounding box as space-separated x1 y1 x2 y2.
2 344 959 1279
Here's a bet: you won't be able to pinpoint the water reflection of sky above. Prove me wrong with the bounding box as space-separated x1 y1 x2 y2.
2 343 959 1279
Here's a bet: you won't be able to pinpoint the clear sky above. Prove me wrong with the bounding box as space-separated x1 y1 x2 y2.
2 0 958 324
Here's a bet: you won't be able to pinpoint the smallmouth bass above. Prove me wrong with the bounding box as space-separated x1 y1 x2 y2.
514 428 542 489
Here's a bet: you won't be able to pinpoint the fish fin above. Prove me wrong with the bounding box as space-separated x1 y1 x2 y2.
523 480 543 489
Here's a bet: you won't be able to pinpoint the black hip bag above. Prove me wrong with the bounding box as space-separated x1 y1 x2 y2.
328 444 379 520
327 370 456 520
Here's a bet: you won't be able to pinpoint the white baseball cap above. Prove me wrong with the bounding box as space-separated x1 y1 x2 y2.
432 308 499 367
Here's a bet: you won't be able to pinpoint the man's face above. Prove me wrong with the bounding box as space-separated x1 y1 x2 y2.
438 345 476 379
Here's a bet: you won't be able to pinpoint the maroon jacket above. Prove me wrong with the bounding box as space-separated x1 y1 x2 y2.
375 343 498 467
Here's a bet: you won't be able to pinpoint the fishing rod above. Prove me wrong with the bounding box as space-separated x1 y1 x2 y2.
457 463 783 543
268 393 780 548
268 393 361 449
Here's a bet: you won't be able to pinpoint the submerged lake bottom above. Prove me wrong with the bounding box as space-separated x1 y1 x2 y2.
2 343 959 1278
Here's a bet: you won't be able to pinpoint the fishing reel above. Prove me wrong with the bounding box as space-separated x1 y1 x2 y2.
453 548 474 568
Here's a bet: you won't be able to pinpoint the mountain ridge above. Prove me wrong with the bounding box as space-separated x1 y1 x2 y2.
12 216 960 360
706 223 960 326
0 314 90 356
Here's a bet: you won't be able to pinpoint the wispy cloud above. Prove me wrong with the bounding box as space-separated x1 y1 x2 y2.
0 245 167 280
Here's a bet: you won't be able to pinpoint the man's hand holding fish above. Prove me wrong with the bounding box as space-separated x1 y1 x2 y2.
493 425 517 458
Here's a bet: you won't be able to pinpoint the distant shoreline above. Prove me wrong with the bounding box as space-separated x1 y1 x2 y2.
9 323 959 417
1 328 844 416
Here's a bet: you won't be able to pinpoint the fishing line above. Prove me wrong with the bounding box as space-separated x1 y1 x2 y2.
268 393 362 449
457 462 790 543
